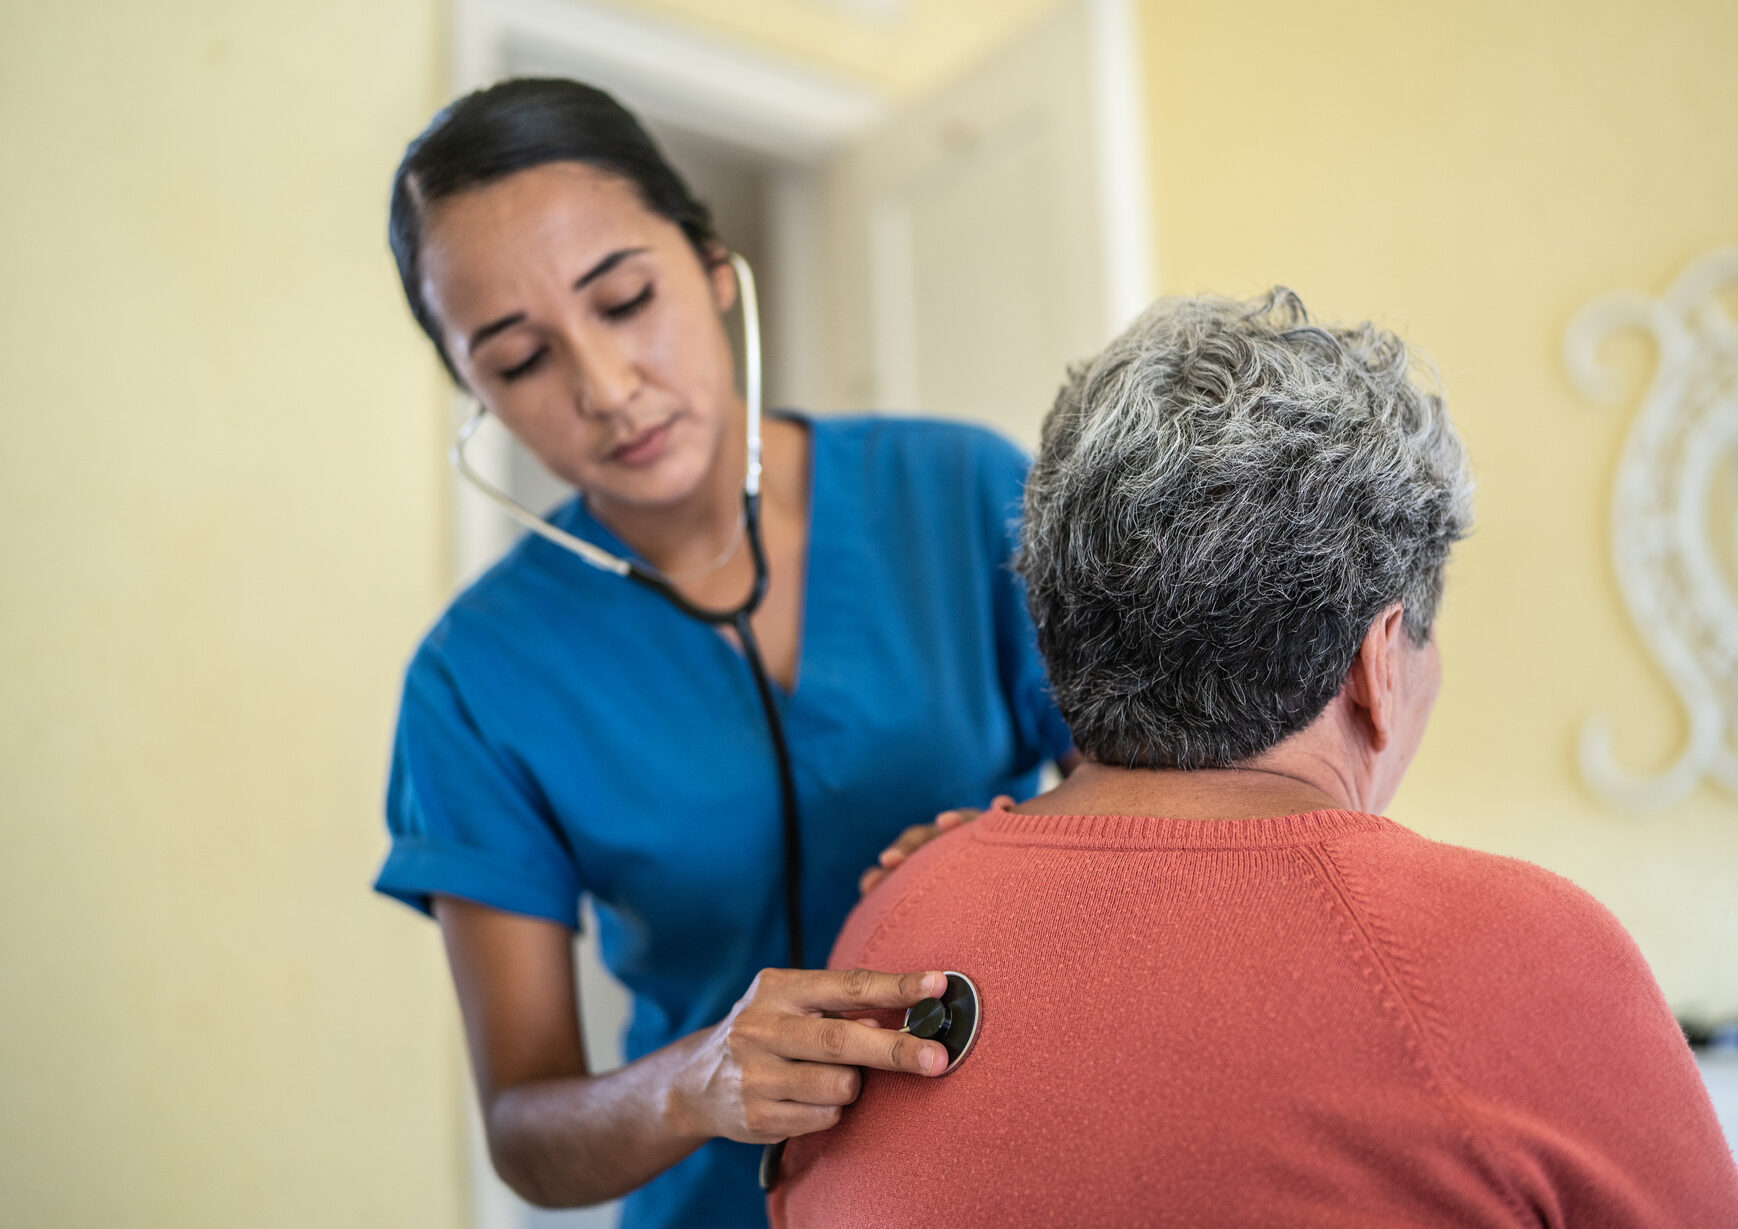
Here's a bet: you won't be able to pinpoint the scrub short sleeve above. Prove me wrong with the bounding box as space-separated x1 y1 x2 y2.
978 433 1075 767
375 641 583 928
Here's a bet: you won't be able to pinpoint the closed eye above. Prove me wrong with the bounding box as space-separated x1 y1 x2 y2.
603 285 654 321
499 349 547 382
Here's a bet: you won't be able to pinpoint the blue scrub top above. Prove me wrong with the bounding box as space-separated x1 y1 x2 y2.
376 413 1071 1228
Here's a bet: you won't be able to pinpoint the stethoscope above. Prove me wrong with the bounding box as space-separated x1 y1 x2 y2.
450 255 982 1184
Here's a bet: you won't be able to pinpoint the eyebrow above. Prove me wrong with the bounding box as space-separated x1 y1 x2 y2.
464 246 652 356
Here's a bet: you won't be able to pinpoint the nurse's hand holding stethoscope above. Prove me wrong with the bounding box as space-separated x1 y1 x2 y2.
670 968 952 1144
857 796 1015 896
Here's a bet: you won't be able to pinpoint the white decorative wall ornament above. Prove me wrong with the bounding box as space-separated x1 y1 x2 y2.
1564 245 1738 811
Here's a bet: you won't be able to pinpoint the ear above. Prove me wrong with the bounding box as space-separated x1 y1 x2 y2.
705 245 739 315
1343 603 1407 754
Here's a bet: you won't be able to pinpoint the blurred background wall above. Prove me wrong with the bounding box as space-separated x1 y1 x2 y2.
0 3 464 1226
1 0 1733 1226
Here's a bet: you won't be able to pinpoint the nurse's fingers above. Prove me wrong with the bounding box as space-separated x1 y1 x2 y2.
772 1014 948 1076
879 796 1012 868
858 835 928 892
861 798 1011 896
746 1100 845 1142
937 795 1013 829
738 970 949 1074
772 1055 864 1108
877 822 940 868
765 967 946 1014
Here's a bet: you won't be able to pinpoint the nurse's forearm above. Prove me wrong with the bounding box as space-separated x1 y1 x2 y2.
481 967 951 1208
483 1033 709 1208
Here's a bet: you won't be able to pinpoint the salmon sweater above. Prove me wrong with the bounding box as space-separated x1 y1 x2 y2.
770 809 1738 1228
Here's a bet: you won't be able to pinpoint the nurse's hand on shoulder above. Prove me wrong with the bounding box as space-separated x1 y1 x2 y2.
671 967 950 1145
858 796 1015 896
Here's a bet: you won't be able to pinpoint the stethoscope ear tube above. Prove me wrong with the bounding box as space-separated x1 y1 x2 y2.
449 407 632 577
733 252 763 501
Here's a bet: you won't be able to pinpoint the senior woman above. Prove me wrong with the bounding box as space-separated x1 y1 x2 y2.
771 290 1738 1227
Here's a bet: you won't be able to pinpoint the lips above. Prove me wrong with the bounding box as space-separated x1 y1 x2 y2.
609 415 678 467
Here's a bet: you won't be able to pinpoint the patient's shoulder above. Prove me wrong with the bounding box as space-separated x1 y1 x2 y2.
1323 824 1676 1072
1328 825 1639 967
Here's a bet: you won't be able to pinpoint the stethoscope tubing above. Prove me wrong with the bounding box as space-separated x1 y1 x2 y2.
449 254 806 969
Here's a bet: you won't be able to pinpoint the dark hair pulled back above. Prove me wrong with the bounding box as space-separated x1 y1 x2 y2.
388 77 720 379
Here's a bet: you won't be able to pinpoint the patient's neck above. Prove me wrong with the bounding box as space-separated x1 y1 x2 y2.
1021 693 1388 820
1017 760 1351 822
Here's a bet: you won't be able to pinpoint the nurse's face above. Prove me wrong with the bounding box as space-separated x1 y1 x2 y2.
417 161 740 510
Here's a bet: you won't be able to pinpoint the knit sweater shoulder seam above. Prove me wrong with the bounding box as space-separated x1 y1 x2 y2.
1301 842 1535 1226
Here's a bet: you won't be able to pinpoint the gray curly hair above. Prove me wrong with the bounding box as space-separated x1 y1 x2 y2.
1018 288 1474 770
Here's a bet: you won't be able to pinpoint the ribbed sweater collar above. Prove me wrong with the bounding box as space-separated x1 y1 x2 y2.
974 808 1393 850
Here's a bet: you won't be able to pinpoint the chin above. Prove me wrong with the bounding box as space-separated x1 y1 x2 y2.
594 451 713 510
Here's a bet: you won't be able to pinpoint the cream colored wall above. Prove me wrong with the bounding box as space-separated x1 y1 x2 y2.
1141 0 1738 1015
0 2 465 1226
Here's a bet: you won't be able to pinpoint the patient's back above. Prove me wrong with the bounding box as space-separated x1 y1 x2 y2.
770 808 1737 1228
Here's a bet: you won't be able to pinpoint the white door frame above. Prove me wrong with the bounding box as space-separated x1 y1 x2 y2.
1085 0 1156 328
451 0 887 160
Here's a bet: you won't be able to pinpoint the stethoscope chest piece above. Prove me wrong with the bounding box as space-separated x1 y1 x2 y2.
759 971 984 1191
901 970 982 1073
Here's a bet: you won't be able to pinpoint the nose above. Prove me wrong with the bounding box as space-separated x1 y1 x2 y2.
564 329 640 417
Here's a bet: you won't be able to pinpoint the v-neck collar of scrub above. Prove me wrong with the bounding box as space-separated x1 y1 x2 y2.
554 409 838 705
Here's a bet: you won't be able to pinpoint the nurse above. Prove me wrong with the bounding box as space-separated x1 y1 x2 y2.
374 78 1074 1228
